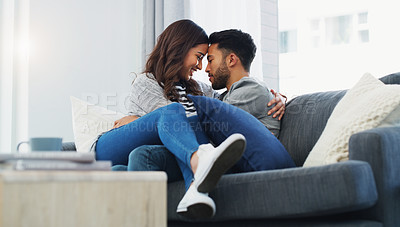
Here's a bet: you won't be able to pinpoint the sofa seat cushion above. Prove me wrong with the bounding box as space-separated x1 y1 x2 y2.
168 160 377 222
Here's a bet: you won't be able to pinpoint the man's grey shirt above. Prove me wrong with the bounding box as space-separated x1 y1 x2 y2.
219 77 280 137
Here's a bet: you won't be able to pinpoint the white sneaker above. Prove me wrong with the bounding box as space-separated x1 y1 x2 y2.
176 184 216 219
194 133 246 193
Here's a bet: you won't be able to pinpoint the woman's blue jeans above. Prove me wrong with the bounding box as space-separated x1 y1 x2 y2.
96 103 209 190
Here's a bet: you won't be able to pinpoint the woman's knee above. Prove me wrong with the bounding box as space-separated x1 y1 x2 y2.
162 102 185 114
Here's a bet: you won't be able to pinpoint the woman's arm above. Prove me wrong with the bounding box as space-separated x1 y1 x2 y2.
113 115 140 129
127 74 172 116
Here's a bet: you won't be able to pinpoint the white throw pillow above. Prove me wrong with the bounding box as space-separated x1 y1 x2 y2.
70 96 126 152
303 73 400 167
378 105 400 128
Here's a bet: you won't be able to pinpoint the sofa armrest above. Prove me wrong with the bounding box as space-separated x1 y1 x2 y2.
349 126 400 226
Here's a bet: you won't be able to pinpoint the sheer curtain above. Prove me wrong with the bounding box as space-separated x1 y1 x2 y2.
0 0 29 153
142 0 191 63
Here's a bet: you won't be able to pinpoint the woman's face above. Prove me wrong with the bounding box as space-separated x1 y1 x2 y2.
179 44 208 81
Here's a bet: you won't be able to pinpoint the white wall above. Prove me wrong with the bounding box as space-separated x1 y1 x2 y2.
27 0 143 142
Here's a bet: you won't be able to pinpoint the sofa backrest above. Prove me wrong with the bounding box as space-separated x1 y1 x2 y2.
278 72 400 167
278 90 346 166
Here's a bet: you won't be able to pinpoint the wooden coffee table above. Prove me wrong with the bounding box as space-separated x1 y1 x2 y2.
0 171 167 227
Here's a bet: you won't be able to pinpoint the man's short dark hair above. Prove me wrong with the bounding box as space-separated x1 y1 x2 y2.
209 29 256 72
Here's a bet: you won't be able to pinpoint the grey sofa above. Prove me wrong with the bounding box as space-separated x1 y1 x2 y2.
63 72 400 227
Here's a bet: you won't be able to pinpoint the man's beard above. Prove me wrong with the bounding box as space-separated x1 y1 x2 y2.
211 62 230 90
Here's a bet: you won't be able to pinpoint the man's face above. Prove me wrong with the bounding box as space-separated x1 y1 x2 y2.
205 44 230 90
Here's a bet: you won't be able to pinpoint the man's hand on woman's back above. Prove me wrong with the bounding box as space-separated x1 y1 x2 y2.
268 89 287 121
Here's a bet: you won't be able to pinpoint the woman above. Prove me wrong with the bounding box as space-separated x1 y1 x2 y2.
96 19 217 165
115 20 216 128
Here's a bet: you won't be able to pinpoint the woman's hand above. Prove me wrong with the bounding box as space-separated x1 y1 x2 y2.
267 89 287 120
113 115 139 129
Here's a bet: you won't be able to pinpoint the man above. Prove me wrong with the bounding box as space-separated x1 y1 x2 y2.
126 29 286 219
206 29 282 136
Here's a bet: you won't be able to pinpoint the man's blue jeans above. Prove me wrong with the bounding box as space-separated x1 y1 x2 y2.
121 144 239 190
96 103 209 190
127 145 184 183
111 145 185 185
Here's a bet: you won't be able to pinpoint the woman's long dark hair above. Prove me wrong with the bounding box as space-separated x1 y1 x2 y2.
144 20 208 101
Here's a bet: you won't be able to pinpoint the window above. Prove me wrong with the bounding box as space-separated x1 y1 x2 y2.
309 12 369 48
279 30 297 53
359 30 369 43
358 12 369 43
310 19 321 48
278 0 396 100
358 12 368 24
325 15 353 45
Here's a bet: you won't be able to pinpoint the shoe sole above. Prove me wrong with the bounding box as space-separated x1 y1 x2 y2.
197 134 246 193
177 203 214 219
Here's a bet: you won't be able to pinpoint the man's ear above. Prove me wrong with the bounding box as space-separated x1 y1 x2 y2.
226 53 239 67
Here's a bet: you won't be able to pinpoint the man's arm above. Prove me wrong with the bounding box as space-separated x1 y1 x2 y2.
222 79 281 136
223 85 269 118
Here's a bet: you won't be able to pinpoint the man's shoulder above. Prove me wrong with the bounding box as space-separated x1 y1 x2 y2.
230 77 270 96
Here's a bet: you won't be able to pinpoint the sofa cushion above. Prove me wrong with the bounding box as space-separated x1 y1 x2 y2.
378 72 400 128
168 160 377 222
279 90 346 166
380 72 400 84
304 73 400 167
70 96 126 152
61 142 77 151
188 95 295 172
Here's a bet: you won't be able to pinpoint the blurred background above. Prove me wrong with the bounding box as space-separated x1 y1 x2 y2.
1 0 399 152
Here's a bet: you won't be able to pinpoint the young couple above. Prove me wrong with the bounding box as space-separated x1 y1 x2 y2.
94 20 294 219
